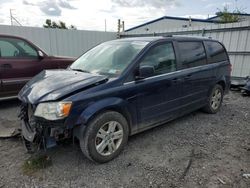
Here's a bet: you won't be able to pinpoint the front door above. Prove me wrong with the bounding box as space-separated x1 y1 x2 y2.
133 42 182 130
0 37 42 97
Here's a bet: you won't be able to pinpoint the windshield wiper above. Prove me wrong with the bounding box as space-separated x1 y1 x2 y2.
71 68 90 73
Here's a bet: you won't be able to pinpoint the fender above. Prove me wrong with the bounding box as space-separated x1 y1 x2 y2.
214 61 231 92
216 75 228 92
206 75 227 98
75 97 136 134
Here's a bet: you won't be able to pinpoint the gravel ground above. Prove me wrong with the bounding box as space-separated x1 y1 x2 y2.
0 91 249 188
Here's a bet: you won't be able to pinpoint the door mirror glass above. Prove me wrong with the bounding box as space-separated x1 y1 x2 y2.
137 66 155 79
38 50 44 58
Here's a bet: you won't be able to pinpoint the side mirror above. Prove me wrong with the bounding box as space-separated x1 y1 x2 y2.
136 66 155 80
38 50 44 59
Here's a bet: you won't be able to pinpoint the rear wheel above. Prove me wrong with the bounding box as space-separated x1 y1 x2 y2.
203 84 224 114
80 111 129 163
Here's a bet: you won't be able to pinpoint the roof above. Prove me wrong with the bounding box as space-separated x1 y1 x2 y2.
125 16 219 32
207 13 250 20
0 34 26 39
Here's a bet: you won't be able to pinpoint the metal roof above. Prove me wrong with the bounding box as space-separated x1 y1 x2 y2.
125 13 250 32
125 16 219 32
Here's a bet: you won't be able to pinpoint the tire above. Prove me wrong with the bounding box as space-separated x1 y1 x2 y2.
23 138 39 154
203 84 224 114
80 111 129 163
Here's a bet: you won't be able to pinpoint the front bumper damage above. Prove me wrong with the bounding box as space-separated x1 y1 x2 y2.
19 103 71 153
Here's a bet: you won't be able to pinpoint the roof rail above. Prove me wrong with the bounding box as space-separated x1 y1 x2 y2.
161 34 173 37
171 35 212 39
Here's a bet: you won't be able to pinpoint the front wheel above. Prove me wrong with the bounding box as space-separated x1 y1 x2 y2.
80 111 129 163
203 84 224 114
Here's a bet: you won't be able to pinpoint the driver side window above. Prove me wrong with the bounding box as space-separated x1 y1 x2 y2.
0 39 20 58
140 42 176 76
0 37 38 58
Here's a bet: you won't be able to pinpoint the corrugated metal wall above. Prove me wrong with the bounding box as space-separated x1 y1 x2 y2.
0 25 117 57
122 21 250 78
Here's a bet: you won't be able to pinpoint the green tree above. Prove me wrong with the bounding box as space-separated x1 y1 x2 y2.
43 19 52 28
70 25 77 30
58 21 67 29
43 19 77 30
216 6 245 23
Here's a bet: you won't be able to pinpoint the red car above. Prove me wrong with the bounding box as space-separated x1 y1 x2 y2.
0 35 75 100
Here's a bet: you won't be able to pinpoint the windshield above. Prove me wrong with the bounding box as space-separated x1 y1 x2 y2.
70 40 149 77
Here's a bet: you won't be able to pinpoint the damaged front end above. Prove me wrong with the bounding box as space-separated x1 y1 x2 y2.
19 103 71 153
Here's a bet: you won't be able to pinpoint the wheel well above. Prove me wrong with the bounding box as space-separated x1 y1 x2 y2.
88 107 132 135
217 81 225 91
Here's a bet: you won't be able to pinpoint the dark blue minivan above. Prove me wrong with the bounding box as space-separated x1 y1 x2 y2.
18 36 231 163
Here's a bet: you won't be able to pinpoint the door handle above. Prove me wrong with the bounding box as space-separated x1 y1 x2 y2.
0 64 12 69
184 74 192 80
172 77 182 84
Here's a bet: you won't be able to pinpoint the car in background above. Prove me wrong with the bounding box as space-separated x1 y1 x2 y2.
0 35 75 100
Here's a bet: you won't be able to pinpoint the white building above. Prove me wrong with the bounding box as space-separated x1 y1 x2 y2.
125 13 250 34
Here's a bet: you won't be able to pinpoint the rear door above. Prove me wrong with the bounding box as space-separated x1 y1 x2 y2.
0 74 2 97
0 37 42 97
177 41 214 114
204 41 231 91
132 42 183 130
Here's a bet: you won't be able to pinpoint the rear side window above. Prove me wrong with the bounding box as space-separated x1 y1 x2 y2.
205 41 228 63
178 41 206 69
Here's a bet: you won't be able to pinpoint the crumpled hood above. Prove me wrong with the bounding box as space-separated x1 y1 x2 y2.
18 69 108 104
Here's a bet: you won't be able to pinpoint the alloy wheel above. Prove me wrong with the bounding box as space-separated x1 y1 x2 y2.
210 88 222 110
95 121 124 156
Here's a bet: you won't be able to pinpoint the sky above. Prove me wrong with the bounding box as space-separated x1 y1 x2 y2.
0 0 249 31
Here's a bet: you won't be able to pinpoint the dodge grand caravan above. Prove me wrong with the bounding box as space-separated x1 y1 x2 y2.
18 36 231 163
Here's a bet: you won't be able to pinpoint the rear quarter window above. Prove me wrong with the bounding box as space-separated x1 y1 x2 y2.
205 41 228 63
178 41 207 69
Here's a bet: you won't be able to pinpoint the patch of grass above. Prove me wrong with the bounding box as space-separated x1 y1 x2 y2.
22 155 52 175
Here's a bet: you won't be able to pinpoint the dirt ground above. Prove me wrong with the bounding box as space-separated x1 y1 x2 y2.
0 91 249 188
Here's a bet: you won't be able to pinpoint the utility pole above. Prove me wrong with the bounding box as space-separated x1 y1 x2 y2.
117 19 125 38
9 9 22 26
189 16 192 27
105 19 106 32
122 21 125 32
117 19 121 38
10 9 13 25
